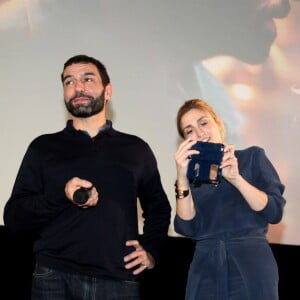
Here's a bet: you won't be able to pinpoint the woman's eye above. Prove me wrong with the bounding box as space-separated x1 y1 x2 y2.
184 130 192 137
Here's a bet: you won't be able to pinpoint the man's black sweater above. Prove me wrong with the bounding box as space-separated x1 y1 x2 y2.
4 120 171 281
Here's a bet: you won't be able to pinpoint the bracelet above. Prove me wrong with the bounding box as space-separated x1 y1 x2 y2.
174 181 190 199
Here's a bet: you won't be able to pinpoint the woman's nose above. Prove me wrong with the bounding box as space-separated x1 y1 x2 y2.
195 128 205 138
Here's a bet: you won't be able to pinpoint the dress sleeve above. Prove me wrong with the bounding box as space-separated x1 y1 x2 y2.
174 213 200 237
252 147 286 224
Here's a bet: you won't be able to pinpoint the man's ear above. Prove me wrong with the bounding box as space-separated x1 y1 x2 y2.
105 83 113 102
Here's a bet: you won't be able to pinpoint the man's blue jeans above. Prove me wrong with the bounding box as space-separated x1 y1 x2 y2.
31 263 142 300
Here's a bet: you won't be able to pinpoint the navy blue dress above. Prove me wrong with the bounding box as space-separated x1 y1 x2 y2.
174 146 285 300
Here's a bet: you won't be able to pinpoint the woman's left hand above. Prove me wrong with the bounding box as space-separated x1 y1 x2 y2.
221 144 239 183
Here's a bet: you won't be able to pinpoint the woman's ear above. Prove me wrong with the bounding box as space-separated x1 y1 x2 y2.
217 117 226 141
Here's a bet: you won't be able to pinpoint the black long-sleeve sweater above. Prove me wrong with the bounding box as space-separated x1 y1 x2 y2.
4 120 171 281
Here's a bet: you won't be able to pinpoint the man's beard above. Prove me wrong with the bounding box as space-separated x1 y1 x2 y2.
65 90 105 118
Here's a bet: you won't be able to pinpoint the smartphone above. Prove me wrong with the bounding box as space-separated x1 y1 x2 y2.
187 141 225 186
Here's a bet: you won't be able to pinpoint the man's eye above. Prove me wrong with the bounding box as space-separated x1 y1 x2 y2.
64 80 73 86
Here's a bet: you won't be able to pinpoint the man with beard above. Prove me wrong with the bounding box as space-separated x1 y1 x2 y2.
3 55 171 300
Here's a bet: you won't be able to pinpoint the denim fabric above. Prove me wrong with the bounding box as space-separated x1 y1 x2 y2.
31 263 141 300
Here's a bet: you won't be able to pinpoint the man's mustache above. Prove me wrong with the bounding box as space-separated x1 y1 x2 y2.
70 93 93 103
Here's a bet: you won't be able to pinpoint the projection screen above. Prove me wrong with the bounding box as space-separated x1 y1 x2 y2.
1 0 299 245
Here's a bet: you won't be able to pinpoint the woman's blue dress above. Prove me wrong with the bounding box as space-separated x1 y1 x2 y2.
174 146 285 300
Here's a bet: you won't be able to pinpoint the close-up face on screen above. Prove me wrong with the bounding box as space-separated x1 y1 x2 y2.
0 0 299 246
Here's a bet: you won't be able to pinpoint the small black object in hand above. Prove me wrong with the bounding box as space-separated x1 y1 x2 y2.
73 187 92 204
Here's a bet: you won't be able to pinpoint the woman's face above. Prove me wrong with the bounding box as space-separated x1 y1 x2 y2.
180 108 223 143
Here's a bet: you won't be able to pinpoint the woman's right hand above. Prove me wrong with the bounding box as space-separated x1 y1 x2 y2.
175 139 198 183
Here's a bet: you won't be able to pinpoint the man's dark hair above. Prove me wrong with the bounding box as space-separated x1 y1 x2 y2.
61 54 110 86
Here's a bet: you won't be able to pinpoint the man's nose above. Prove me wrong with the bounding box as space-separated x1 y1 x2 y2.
74 80 85 92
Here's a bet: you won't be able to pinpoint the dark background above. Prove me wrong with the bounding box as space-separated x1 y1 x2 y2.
1 226 299 300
